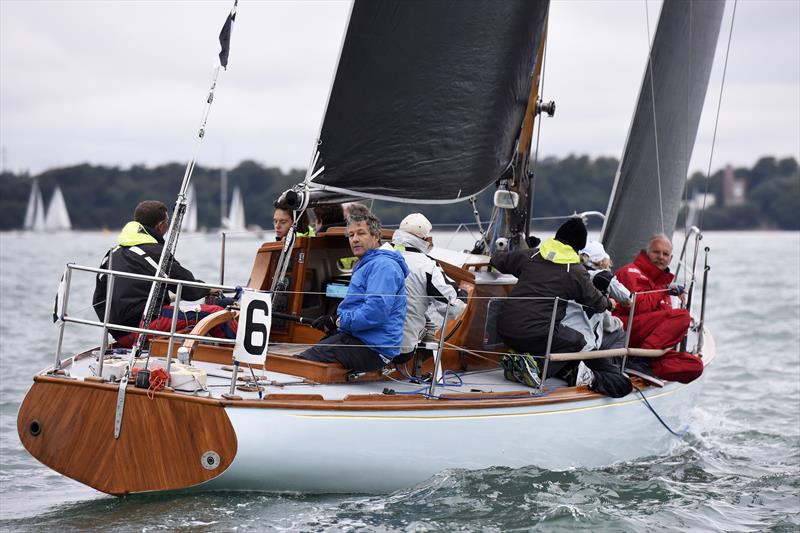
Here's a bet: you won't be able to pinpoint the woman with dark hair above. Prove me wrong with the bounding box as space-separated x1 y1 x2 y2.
312 203 346 233
273 198 313 240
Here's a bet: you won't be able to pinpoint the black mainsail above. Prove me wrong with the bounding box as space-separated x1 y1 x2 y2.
601 0 725 264
306 0 549 204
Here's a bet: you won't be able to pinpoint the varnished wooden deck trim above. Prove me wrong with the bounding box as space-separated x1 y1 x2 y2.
28 374 624 412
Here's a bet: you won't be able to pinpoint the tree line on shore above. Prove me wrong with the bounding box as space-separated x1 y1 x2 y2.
0 155 797 231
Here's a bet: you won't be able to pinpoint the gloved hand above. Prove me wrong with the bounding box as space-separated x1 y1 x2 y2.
592 270 613 293
668 283 685 296
311 314 337 334
456 288 468 303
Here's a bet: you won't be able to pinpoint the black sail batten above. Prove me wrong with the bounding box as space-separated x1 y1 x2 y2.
307 0 550 205
601 0 725 264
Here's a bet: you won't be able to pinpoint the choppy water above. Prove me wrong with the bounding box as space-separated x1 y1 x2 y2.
1 230 798 531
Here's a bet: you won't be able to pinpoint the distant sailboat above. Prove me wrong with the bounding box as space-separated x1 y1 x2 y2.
44 186 72 231
181 184 199 233
23 179 46 232
221 185 246 232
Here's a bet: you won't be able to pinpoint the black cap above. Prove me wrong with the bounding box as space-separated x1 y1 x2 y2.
555 218 587 252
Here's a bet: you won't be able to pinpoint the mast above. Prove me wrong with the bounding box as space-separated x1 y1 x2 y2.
601 0 725 263
496 18 553 251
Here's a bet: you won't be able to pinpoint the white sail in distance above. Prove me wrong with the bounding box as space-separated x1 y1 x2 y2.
23 180 46 231
44 186 72 231
181 184 199 232
222 186 246 232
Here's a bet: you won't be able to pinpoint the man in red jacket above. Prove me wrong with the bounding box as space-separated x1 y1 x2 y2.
614 234 703 383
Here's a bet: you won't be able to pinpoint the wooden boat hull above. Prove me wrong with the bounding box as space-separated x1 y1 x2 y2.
17 378 238 495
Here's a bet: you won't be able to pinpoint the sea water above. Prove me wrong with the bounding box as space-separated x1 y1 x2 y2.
0 230 798 531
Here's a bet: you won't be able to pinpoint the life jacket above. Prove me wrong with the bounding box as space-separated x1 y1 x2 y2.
538 238 580 265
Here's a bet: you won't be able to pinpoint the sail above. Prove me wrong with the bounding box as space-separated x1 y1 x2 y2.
182 184 199 232
23 180 46 231
601 0 724 264
308 0 550 204
222 186 246 231
44 186 72 231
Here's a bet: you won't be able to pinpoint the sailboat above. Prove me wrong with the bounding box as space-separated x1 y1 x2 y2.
23 179 46 232
17 0 726 495
181 184 199 233
43 185 72 232
221 185 246 232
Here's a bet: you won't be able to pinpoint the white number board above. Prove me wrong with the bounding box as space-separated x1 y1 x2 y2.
233 290 272 365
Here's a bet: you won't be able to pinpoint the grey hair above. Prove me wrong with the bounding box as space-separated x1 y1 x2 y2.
646 233 673 251
346 203 382 238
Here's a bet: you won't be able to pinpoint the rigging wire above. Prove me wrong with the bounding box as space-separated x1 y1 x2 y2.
697 0 738 232
644 0 666 234
633 384 688 437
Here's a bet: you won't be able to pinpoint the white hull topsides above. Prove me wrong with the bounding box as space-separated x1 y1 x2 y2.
210 375 705 493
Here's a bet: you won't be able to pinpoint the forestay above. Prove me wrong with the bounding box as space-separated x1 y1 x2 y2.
308 0 549 204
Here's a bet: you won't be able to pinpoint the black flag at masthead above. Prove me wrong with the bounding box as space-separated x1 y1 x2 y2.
218 0 238 69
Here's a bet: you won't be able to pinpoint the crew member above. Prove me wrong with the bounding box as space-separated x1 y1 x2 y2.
614 234 703 383
491 217 631 397
313 203 347 233
92 200 236 348
273 197 313 240
391 213 466 357
299 204 409 372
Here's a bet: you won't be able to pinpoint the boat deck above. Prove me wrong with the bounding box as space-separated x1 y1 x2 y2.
63 351 566 402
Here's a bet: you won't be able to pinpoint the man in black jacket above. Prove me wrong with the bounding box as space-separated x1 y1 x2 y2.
92 200 234 347
491 218 631 397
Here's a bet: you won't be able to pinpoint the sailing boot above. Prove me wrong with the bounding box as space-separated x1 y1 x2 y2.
500 355 518 383
512 353 542 388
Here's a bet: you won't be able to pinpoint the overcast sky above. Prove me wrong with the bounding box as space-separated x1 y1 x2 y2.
1 0 798 176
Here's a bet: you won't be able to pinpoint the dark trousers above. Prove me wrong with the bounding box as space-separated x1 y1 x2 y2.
298 332 386 372
500 325 626 380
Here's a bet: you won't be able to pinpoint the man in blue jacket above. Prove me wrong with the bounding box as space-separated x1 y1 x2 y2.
299 204 409 372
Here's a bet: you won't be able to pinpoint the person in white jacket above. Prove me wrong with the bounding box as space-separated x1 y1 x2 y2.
391 213 467 357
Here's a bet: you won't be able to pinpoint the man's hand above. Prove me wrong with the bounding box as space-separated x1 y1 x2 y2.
668 283 686 305
311 315 337 334
668 283 685 297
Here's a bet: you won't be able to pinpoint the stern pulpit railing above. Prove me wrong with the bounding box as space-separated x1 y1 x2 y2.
52 263 241 377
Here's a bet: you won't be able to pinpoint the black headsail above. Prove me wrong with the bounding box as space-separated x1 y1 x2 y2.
601 0 725 264
305 0 550 204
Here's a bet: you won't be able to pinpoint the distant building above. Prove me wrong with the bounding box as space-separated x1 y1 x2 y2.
723 164 746 206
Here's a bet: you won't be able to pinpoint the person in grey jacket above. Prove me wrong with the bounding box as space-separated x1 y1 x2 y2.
391 213 466 357
491 218 631 397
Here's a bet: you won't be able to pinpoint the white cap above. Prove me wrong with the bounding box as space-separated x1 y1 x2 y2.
580 240 610 263
399 213 432 239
